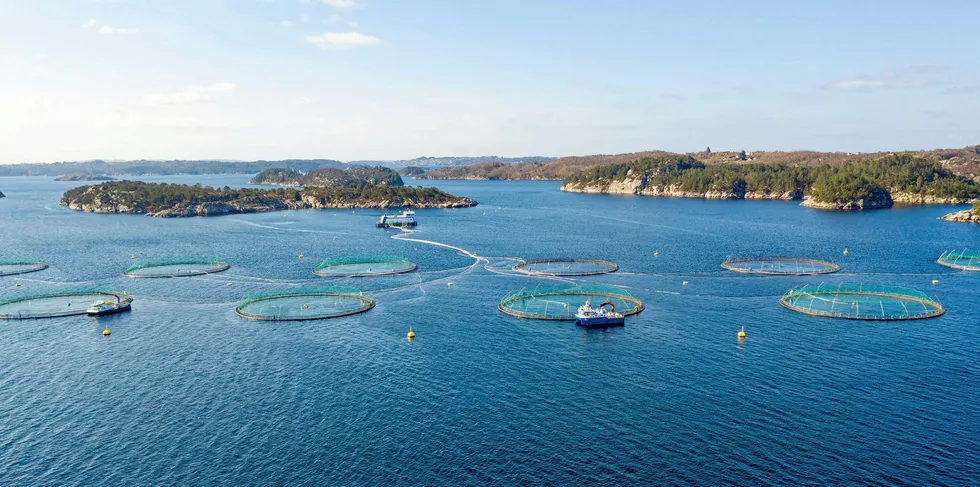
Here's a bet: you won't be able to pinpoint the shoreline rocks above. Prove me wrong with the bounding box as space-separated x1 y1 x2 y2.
940 209 980 223
560 178 803 201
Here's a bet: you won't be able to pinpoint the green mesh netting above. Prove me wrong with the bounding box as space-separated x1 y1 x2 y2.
313 255 417 277
0 259 49 277
124 257 230 278
936 250 980 271
722 257 839 275
236 286 375 321
0 287 132 319
498 284 643 321
513 259 619 277
779 283 944 321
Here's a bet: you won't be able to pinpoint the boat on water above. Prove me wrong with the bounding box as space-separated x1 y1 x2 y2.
574 299 625 327
86 294 133 316
376 210 417 228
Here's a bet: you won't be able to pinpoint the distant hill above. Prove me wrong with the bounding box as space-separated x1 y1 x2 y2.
418 146 980 181
351 155 554 168
0 159 349 177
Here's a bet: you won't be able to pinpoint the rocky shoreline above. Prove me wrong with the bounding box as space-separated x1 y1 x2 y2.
54 174 115 182
60 182 477 218
940 209 980 224
561 178 974 210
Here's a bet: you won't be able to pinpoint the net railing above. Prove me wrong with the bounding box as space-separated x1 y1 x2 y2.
313 255 417 277
779 283 944 321
937 250 980 271
236 286 375 321
0 259 49 277
499 284 643 321
513 259 619 276
722 257 839 275
124 257 230 278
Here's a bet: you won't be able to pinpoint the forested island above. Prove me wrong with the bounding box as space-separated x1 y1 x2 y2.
417 146 980 181
561 154 979 210
250 166 403 187
398 166 429 177
61 181 477 217
54 174 115 181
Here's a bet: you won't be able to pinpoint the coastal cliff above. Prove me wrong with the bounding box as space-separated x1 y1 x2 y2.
561 154 978 211
60 181 476 218
940 207 980 224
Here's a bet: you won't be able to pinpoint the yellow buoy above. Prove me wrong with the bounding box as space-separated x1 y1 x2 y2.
932 279 939 285
299 253 304 259
843 248 849 255
131 255 136 260
407 327 416 339
738 326 746 339
682 281 689 286
103 325 111 336
226 282 233 287
654 250 659 257
15 283 22 287
447 282 454 287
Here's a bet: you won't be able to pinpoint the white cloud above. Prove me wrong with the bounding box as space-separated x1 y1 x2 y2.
306 31 381 48
141 82 237 106
98 25 140 34
280 20 294 27
82 18 97 29
301 14 310 23
826 79 926 91
321 0 356 7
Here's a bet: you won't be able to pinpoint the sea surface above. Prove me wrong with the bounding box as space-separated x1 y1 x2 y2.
1 175 978 486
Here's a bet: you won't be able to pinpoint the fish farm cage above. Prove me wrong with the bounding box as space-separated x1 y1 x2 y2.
512 259 619 277
779 283 945 321
313 255 418 277
236 287 375 321
498 284 644 321
0 288 132 319
124 257 231 278
0 259 49 277
936 250 980 271
722 257 840 276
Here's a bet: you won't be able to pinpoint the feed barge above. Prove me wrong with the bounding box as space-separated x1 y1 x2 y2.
376 210 417 228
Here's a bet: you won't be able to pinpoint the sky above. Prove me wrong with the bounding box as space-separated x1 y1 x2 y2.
0 0 978 164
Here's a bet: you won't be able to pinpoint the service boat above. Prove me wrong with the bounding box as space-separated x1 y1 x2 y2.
376 210 417 228
86 294 133 316
574 299 625 327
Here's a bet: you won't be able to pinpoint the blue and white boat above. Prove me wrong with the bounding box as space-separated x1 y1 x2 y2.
376 210 417 228
86 294 133 316
574 299 625 327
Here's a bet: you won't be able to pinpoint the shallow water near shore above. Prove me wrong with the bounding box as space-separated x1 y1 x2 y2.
1 175 979 485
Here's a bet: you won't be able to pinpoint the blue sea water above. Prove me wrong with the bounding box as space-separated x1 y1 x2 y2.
1 175 978 486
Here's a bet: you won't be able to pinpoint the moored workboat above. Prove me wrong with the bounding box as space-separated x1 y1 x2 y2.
574 299 625 327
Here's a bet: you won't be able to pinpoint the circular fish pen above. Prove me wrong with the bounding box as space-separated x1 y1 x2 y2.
236 287 375 321
124 258 230 278
498 285 643 321
779 283 944 321
0 259 49 277
512 259 619 277
936 250 980 271
722 257 839 276
0 289 132 320
313 255 417 277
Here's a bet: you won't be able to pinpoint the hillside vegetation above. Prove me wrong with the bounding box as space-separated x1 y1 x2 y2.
562 154 979 207
251 166 403 187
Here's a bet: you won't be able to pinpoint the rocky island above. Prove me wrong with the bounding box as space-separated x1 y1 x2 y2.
60 180 477 218
54 173 115 181
560 154 979 211
941 203 980 223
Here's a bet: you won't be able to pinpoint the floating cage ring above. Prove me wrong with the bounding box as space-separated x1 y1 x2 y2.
778 283 945 321
936 250 980 272
498 285 644 321
236 288 375 321
721 257 840 276
512 259 619 277
0 290 132 320
124 258 231 278
0 260 49 277
313 255 418 277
